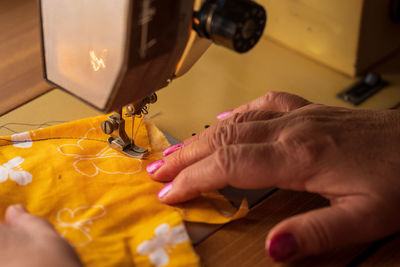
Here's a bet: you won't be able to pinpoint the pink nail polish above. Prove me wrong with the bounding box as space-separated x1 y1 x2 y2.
163 143 184 157
146 159 164 175
267 233 298 262
158 182 173 199
216 110 233 120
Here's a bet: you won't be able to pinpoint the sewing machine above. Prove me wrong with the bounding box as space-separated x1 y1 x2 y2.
39 0 267 158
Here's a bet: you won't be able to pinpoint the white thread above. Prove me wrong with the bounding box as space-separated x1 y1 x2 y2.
57 205 106 247
57 128 142 177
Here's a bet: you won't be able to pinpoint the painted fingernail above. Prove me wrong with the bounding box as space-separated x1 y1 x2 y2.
163 143 184 157
158 182 173 199
267 233 298 262
10 204 26 213
216 110 233 120
146 159 164 175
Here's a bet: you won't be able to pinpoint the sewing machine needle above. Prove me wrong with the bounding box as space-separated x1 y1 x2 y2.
131 117 134 146
133 116 144 141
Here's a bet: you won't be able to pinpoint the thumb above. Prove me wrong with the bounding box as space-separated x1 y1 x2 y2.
266 198 386 262
5 205 58 236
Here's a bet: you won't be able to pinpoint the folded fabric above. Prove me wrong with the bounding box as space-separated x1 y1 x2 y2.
0 114 247 266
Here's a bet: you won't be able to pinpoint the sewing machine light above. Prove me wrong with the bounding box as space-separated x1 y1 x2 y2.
40 0 194 112
89 49 107 72
40 0 131 110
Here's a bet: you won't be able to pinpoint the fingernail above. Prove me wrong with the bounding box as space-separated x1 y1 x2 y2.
146 159 164 175
9 204 26 213
216 110 233 120
163 143 184 157
267 233 298 262
158 182 173 199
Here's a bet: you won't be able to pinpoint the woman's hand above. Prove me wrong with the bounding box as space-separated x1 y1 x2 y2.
0 205 81 267
147 91 400 262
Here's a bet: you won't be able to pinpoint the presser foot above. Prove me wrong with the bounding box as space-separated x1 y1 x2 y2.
101 112 148 159
107 137 148 159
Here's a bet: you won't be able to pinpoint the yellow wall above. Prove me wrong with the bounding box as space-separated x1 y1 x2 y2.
259 0 400 76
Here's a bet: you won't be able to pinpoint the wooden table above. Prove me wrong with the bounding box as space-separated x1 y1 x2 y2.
1 1 400 266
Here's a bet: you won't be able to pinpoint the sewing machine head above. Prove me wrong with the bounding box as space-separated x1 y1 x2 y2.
39 0 266 157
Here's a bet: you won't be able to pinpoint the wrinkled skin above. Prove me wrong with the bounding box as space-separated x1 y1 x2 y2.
0 205 81 267
150 91 400 261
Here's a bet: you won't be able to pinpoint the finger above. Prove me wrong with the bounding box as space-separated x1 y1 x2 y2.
185 110 284 146
157 143 290 204
266 198 395 262
3 205 82 266
5 205 58 236
234 91 311 114
152 121 281 182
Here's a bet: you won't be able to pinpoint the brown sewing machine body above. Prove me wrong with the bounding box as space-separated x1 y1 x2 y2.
39 0 266 112
39 0 266 157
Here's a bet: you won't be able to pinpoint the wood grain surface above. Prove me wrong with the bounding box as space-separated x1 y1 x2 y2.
195 190 373 267
0 0 51 115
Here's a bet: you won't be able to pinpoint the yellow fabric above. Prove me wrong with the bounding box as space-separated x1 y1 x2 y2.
0 114 247 266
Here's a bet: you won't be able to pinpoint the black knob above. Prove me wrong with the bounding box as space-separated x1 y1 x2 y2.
194 0 267 53
364 72 381 87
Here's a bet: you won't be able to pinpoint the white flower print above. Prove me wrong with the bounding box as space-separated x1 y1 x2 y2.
0 157 32 185
137 223 189 266
57 128 142 177
11 131 32 148
57 205 106 247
